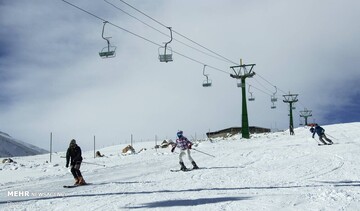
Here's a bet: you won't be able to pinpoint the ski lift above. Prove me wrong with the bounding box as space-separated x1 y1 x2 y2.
292 103 296 110
271 102 276 109
158 27 173 62
299 117 304 126
271 86 278 102
270 86 277 109
248 85 255 101
237 79 242 88
202 65 212 87
99 21 116 58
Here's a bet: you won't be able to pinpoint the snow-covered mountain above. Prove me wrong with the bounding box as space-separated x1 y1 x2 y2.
0 131 48 158
1 122 359 210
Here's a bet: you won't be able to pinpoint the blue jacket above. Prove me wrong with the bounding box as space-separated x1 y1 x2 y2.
312 125 325 137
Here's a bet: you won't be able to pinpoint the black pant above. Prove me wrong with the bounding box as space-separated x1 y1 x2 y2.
71 162 82 178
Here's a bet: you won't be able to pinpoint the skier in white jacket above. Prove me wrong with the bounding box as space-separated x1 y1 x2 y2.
171 131 199 171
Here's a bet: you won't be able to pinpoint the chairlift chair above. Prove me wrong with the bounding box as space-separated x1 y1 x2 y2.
299 117 304 126
158 27 173 63
237 80 242 88
202 65 212 87
248 94 255 101
271 86 278 102
158 47 173 62
271 102 276 109
271 95 277 102
99 21 116 58
99 46 116 58
203 79 212 87
248 85 255 101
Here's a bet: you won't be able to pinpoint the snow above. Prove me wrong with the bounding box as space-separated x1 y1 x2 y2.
1 122 360 210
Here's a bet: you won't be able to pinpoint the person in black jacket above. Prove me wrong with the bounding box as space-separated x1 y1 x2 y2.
66 139 86 185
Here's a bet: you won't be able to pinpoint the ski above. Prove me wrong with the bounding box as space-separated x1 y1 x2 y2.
63 185 79 188
170 169 191 172
318 143 335 146
170 168 201 172
63 183 91 188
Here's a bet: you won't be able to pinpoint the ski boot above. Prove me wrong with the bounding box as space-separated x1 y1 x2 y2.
74 177 80 185
77 176 86 185
179 162 188 171
192 161 199 169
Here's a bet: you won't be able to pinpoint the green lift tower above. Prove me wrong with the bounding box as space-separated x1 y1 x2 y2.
300 108 312 126
230 59 256 139
283 93 298 135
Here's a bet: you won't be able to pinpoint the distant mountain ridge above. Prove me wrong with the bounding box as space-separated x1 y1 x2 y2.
0 131 48 158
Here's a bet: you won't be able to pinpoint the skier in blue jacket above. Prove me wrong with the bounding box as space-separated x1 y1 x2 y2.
310 124 333 145
171 131 199 171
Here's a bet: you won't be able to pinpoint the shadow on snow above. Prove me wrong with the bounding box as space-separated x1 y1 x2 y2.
2 180 360 205
126 197 250 209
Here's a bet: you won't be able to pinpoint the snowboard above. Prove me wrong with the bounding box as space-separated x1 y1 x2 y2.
63 183 91 188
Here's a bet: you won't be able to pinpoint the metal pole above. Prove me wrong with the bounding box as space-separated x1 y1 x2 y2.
50 132 52 163
131 134 133 146
192 148 215 157
82 161 106 167
241 77 250 138
155 135 157 152
289 102 294 135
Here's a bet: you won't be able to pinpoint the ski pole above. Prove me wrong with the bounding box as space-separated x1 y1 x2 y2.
82 161 106 167
312 137 320 145
326 134 338 140
192 148 215 158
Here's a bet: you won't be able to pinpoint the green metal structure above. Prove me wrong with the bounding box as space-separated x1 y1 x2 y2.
230 60 256 139
283 93 299 135
300 108 312 125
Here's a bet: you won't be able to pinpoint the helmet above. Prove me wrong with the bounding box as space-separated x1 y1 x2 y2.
177 131 183 138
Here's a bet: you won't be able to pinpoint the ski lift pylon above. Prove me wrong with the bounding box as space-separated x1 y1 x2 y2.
248 85 255 101
158 27 173 62
202 65 212 87
99 21 116 58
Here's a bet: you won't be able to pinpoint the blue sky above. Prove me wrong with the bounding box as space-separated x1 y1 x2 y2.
0 0 359 151
322 78 360 124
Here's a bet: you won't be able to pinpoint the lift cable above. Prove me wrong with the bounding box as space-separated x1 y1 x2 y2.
104 0 232 64
255 72 288 95
115 0 309 104
62 0 310 113
117 0 238 65
61 0 231 75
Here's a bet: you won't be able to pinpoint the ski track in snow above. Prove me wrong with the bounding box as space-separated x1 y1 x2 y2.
1 123 360 210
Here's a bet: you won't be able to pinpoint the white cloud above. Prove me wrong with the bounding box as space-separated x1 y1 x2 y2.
0 0 359 151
